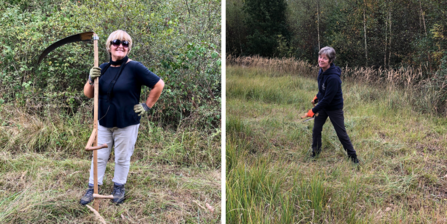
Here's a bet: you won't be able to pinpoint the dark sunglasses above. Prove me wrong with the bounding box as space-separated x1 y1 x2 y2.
110 39 129 48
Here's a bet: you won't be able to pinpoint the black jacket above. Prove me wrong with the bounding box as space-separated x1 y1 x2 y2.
312 63 344 113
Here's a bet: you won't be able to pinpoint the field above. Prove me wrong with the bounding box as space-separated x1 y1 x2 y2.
0 105 221 223
226 64 447 223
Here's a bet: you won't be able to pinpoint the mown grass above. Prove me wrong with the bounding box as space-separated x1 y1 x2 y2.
226 65 447 223
0 104 221 223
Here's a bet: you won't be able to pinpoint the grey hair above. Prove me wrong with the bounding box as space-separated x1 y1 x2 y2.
319 46 336 63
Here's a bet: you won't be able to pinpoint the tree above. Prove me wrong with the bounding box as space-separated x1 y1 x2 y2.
226 0 247 56
243 0 289 57
363 0 368 66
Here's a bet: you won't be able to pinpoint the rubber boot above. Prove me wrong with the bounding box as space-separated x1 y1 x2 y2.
112 183 125 204
80 184 99 205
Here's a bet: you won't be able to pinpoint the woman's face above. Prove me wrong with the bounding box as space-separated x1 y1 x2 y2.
110 40 129 61
318 54 330 70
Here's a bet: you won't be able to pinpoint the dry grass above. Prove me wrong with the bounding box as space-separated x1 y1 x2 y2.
0 104 221 223
0 152 220 223
227 55 317 77
226 55 425 86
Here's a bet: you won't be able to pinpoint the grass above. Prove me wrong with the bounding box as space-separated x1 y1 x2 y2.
0 104 221 223
226 65 447 223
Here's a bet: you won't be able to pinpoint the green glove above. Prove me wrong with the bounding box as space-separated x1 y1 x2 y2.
134 103 150 116
88 67 101 84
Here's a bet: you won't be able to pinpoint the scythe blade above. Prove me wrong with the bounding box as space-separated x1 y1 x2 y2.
37 31 94 65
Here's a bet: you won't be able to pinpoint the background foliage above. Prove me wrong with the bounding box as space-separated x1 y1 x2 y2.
242 0 289 57
227 0 446 69
0 0 221 129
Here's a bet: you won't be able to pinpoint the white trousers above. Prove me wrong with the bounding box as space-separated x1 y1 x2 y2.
89 123 140 185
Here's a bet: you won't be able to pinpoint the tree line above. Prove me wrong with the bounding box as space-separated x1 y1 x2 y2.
226 0 446 72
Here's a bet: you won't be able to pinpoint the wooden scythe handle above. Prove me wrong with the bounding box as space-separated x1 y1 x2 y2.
92 33 100 211
85 144 108 151
85 129 97 149
93 194 114 199
85 129 108 151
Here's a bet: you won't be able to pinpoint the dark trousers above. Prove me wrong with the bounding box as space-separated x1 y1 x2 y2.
312 109 357 157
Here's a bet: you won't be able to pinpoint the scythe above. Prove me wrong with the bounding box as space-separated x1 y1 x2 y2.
37 32 110 212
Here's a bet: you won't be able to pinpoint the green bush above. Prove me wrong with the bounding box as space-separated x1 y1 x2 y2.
0 0 221 129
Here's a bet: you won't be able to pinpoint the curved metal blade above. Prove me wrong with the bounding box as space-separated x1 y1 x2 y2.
301 112 318 122
302 117 314 122
37 31 94 65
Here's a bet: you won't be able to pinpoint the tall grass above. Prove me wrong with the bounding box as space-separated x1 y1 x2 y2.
226 65 447 223
0 103 221 223
0 104 220 167
226 55 425 86
227 55 447 115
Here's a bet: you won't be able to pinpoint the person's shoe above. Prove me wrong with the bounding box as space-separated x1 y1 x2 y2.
349 155 359 164
311 147 321 158
112 183 125 204
80 185 98 205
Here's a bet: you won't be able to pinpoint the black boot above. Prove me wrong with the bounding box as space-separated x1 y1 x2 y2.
311 147 321 158
112 183 125 204
349 155 359 164
80 185 99 205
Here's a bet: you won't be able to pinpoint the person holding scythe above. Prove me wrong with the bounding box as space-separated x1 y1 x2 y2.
80 30 165 205
301 46 359 163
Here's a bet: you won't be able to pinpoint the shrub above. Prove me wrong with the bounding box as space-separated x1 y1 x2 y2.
0 0 221 129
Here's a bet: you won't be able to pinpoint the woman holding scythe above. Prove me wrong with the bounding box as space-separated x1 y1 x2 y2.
302 46 359 164
80 30 165 205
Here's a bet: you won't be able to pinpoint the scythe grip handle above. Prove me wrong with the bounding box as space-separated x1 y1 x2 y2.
86 144 108 151
92 33 100 211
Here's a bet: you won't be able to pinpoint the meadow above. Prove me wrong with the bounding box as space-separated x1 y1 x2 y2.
0 104 221 223
226 61 447 223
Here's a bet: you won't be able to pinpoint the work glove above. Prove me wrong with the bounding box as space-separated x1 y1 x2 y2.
301 109 315 119
88 67 101 84
311 95 318 106
134 103 150 116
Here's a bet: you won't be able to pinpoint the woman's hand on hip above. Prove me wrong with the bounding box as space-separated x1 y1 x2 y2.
134 103 150 116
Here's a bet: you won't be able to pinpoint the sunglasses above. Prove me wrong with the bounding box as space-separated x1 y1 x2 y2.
110 39 129 48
